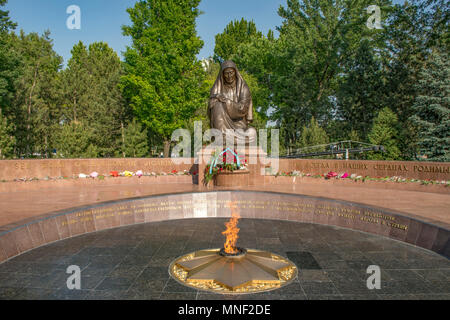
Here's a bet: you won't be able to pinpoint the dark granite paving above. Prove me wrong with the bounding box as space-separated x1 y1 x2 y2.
0 219 449 300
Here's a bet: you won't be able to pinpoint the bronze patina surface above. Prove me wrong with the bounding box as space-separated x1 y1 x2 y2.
208 60 257 144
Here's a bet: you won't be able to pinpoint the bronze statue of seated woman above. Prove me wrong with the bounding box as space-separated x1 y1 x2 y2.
208 60 257 145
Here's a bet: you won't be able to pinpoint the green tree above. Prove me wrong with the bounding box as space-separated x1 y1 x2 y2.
0 110 15 159
0 0 16 32
62 41 130 157
0 0 20 120
337 40 385 140
118 118 149 158
213 18 263 63
11 30 62 157
55 121 98 158
380 0 448 159
236 0 392 152
299 117 329 153
410 50 449 162
367 107 400 160
121 0 205 157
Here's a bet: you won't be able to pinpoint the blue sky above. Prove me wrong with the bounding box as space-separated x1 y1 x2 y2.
5 0 404 66
4 0 286 66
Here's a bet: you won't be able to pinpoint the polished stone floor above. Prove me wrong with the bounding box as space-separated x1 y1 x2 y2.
0 218 449 300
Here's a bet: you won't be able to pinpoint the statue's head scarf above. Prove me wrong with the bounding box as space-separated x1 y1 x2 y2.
209 60 253 122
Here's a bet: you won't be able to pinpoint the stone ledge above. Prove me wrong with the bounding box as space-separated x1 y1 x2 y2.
0 175 195 193
0 191 448 264
264 176 450 194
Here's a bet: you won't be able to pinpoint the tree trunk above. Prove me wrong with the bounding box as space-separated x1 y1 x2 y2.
163 140 171 158
121 121 125 158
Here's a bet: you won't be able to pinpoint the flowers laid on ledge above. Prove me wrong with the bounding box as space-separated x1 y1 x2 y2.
204 148 248 185
6 169 195 183
268 170 449 186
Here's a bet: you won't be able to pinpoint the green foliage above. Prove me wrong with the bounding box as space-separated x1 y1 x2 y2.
367 107 401 160
0 0 16 32
0 1 20 113
234 0 392 152
0 32 21 116
337 40 385 140
55 121 98 158
0 110 15 158
121 0 205 157
118 118 149 158
299 117 329 153
62 41 129 157
380 0 448 159
213 18 263 63
11 30 63 157
410 50 449 162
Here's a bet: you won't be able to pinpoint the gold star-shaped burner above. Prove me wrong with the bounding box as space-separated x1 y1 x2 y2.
169 248 298 294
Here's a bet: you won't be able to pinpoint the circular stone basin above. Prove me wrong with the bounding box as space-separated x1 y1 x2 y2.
0 218 448 300
169 248 298 294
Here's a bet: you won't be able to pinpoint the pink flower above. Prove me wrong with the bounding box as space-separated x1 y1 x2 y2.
341 172 349 179
90 172 98 178
136 170 143 177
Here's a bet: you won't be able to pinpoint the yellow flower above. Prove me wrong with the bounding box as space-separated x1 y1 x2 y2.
123 171 133 177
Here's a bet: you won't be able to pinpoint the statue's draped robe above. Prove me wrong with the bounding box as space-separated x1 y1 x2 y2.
208 61 257 144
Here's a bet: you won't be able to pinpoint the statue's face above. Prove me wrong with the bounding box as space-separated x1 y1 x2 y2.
223 68 236 85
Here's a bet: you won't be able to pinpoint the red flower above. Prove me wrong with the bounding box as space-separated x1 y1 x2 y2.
110 171 119 177
171 169 178 174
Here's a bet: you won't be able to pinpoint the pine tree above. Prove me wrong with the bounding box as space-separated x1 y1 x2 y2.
62 41 129 157
367 107 401 160
0 0 16 32
118 118 149 158
299 117 329 153
410 50 449 162
55 121 98 158
121 0 205 157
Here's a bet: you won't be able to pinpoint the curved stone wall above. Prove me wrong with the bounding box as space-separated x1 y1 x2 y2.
0 191 448 264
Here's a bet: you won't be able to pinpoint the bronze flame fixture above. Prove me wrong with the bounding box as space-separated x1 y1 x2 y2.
169 248 298 294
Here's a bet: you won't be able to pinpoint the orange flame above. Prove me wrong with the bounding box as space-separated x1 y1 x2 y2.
222 202 240 254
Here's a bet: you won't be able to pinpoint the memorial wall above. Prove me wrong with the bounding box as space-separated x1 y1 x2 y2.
278 159 450 181
0 158 449 181
0 158 195 181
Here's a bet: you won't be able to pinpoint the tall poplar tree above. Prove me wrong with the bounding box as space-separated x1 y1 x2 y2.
121 0 205 157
